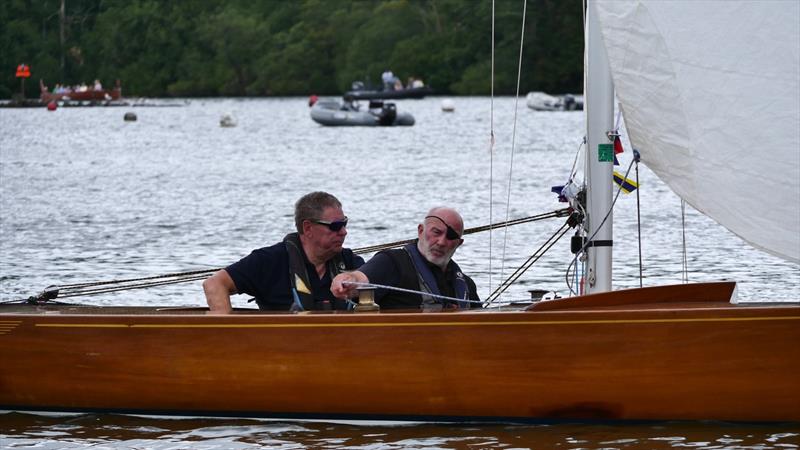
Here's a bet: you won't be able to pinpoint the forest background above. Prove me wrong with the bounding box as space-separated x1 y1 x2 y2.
1 0 583 99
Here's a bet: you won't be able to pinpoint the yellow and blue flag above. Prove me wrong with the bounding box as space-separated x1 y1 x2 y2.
613 171 639 193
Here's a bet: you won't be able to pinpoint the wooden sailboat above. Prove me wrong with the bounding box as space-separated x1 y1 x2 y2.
2 1 799 422
40 79 122 103
0 281 797 422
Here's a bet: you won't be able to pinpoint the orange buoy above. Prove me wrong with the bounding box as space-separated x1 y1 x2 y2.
46 101 57 111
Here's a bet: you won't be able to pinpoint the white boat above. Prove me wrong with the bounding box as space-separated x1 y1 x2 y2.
309 98 414 126
526 91 583 111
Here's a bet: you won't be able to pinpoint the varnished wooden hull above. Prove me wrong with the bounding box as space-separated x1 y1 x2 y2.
1 282 798 422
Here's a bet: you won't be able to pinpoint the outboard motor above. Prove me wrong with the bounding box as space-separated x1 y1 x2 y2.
563 94 576 111
378 102 397 126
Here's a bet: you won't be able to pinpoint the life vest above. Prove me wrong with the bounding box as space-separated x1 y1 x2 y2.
403 243 469 310
283 233 352 312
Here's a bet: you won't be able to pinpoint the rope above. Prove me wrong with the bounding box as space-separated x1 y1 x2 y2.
19 210 570 302
343 281 484 305
56 275 211 298
54 268 218 289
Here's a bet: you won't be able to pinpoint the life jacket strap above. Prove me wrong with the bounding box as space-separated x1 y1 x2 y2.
403 243 468 310
285 233 347 311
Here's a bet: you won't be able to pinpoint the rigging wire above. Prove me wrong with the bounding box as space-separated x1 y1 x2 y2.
498 0 528 292
53 268 218 289
565 157 636 296
12 210 569 303
353 209 567 254
485 220 572 305
681 199 688 283
562 137 588 294
56 275 211 298
635 156 643 288
568 138 586 183
489 0 496 296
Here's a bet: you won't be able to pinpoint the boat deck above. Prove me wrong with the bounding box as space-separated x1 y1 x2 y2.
1 280 795 316
0 301 795 316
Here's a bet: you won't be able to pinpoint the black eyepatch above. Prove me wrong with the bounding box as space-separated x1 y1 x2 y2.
425 215 461 240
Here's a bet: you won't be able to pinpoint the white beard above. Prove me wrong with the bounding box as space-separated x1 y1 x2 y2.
418 239 455 269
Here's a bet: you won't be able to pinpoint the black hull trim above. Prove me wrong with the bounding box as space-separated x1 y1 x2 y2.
2 405 793 425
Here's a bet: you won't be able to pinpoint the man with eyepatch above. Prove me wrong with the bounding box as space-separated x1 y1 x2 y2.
331 206 480 311
204 191 364 313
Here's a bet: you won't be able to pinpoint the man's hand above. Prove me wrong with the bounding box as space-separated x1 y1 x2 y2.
331 271 369 299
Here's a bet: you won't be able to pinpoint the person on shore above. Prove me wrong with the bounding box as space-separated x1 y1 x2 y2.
204 192 364 314
331 207 480 311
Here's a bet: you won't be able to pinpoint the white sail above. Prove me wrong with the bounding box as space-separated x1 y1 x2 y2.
593 0 800 263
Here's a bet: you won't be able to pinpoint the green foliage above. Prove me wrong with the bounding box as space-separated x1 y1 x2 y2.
0 0 584 98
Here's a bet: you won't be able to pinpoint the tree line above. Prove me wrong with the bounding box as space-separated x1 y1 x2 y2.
1 0 584 99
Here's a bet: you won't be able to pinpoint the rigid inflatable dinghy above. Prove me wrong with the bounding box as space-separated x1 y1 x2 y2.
310 99 414 126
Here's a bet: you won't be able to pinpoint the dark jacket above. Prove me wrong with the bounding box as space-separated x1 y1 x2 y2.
360 244 480 310
226 234 364 311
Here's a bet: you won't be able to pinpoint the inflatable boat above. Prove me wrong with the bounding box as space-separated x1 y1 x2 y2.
310 99 414 126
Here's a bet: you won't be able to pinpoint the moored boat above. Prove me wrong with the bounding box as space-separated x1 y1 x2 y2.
40 79 122 103
310 98 414 126
526 91 583 111
343 84 434 101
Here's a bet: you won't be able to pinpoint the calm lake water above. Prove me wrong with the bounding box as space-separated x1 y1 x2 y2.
1 97 799 448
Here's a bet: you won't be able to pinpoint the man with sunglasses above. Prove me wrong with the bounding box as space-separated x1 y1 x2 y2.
331 206 480 311
204 191 364 313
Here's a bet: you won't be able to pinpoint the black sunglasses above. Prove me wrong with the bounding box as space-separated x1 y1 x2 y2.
311 217 348 232
425 215 461 240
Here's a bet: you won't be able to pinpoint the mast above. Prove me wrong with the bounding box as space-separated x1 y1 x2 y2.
584 1 614 294
59 0 66 79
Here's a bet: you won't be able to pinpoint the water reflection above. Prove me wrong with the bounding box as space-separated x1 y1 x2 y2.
1 412 798 449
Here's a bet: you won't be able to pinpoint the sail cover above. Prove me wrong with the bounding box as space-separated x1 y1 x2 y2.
593 1 800 263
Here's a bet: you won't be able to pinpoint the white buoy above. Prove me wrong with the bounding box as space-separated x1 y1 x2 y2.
441 99 455 112
220 113 237 128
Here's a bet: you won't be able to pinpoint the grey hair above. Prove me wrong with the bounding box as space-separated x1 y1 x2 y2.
294 191 342 234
